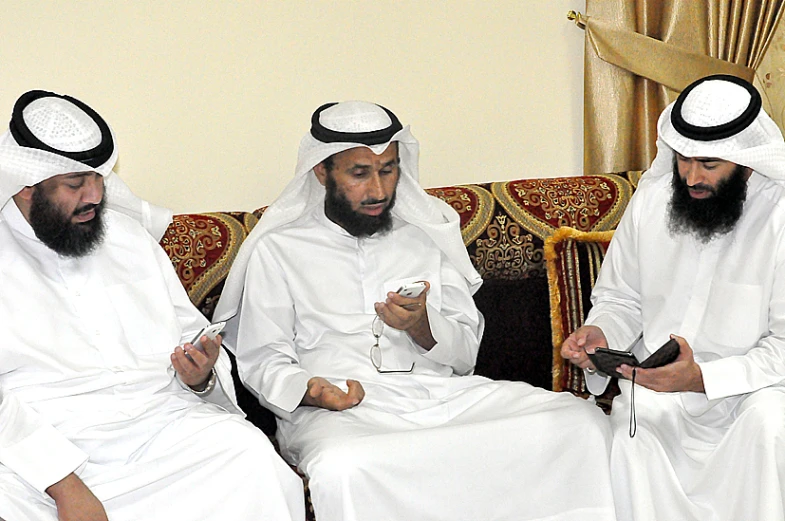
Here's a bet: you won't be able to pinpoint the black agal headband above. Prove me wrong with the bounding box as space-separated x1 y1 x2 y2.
670 74 761 142
310 102 403 145
9 90 114 168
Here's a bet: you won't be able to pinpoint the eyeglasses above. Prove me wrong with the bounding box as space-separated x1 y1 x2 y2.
370 315 415 374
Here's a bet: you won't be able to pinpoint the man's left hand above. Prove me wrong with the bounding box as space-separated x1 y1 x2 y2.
374 281 436 350
617 335 705 393
171 333 222 390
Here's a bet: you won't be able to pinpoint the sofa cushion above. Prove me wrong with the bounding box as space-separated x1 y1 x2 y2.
160 175 634 417
252 176 632 388
544 226 621 411
453 176 633 388
160 211 258 320
491 176 631 240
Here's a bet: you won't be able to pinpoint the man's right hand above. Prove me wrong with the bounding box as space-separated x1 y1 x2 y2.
301 377 365 411
560 325 608 372
46 473 108 521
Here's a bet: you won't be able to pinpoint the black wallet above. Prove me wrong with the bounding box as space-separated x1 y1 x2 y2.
587 338 680 379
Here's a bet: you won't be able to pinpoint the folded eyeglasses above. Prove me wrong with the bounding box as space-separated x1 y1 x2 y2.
370 315 415 374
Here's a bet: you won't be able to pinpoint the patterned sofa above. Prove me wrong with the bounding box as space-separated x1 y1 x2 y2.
159 173 639 515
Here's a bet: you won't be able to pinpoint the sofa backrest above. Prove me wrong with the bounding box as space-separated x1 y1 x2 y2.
160 174 637 393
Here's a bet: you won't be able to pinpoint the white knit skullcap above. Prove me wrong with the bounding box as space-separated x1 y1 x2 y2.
0 90 172 239
679 79 751 129
647 75 785 182
214 100 483 340
318 101 394 134
22 97 103 152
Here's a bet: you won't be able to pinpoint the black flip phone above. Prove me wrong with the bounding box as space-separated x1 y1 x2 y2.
587 348 637 379
587 338 680 379
639 338 680 369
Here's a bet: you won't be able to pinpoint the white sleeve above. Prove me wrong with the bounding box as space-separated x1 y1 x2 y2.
582 186 646 395
699 234 785 400
235 243 312 419
0 390 87 494
421 251 484 375
150 234 242 413
585 187 645 352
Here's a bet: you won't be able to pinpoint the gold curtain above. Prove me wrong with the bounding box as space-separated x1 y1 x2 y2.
582 0 785 175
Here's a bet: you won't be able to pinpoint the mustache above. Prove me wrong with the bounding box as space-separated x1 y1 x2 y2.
73 203 100 216
686 183 716 194
361 198 389 206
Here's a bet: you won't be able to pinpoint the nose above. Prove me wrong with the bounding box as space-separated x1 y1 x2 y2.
367 173 386 201
682 160 704 187
83 174 104 204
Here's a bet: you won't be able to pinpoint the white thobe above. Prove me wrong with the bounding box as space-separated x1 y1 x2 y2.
235 205 617 521
0 201 304 521
585 171 785 521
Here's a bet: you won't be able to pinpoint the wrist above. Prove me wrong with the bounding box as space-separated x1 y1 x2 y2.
691 363 705 393
46 473 82 501
408 320 436 350
188 368 217 395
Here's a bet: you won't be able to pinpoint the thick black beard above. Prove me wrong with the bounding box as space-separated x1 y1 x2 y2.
667 158 748 243
29 189 106 257
324 174 396 238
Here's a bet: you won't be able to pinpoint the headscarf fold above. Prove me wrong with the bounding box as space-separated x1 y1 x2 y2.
215 101 482 338
645 75 785 184
0 90 172 240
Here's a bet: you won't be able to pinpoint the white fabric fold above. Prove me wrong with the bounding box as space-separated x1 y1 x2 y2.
215 102 482 345
0 94 172 241
646 77 785 184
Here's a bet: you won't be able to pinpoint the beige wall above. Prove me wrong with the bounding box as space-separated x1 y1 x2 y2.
1 1 586 214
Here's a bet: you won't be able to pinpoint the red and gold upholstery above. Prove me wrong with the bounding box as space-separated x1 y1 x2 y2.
159 174 635 402
544 227 621 412
429 175 634 389
159 176 635 521
160 212 258 320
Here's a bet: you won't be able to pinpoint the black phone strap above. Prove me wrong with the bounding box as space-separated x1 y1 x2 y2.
629 368 637 438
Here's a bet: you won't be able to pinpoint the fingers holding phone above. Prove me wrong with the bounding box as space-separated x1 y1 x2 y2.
172 322 225 389
616 335 705 393
375 281 429 329
561 325 607 371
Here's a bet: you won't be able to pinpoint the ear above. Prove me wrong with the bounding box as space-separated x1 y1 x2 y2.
14 186 35 202
12 186 35 222
313 162 328 187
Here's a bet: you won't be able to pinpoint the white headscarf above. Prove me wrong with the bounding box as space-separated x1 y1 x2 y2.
646 74 785 183
214 101 482 331
0 91 172 240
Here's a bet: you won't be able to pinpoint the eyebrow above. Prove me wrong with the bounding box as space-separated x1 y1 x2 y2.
349 159 398 171
677 154 724 164
63 171 96 179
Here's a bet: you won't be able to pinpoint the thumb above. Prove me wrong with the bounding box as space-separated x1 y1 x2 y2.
346 379 365 403
307 378 325 398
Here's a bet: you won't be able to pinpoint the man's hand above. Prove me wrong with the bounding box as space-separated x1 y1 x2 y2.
617 335 705 393
46 473 108 521
301 377 365 410
561 325 608 371
171 333 221 391
374 281 435 350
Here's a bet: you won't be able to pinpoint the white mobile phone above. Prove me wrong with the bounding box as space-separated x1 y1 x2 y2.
189 321 226 352
397 282 427 299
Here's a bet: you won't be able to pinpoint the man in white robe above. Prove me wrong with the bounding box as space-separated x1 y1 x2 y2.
562 74 785 521
0 90 305 521
215 101 617 521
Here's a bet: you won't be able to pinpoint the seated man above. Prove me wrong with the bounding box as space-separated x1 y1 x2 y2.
216 101 617 521
0 90 304 521
562 74 785 521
